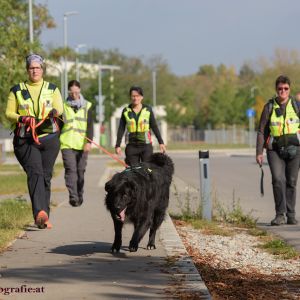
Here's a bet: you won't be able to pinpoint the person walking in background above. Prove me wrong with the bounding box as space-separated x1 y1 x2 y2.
60 80 93 207
115 86 166 166
256 75 300 225
5 54 63 229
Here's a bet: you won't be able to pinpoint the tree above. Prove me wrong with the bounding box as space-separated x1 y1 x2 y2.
197 64 216 77
0 0 55 125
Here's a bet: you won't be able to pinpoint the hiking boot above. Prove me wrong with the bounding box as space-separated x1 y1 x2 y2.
270 215 285 226
287 217 298 225
35 210 49 229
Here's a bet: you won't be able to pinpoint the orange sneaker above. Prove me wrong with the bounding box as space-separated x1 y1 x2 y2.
35 210 49 229
44 221 53 229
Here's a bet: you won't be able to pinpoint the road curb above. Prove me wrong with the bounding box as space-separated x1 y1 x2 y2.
160 214 211 299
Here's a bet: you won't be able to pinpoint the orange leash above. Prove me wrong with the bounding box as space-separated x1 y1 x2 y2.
26 116 54 145
26 118 41 145
56 116 128 168
80 134 128 168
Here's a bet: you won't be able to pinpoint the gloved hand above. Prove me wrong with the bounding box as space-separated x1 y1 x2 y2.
18 116 35 125
48 108 58 118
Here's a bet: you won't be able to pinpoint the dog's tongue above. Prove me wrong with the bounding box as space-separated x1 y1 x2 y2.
119 208 126 222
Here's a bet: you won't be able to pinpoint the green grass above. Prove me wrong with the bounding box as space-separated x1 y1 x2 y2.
167 142 249 151
171 214 233 236
0 174 27 195
259 239 299 260
0 162 64 195
88 142 249 154
0 199 32 251
248 228 268 237
214 199 257 228
0 164 22 172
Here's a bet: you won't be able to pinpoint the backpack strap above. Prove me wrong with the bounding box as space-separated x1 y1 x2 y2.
267 97 275 118
290 97 300 118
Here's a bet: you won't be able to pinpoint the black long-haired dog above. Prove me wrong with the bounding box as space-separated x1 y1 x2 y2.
105 153 174 252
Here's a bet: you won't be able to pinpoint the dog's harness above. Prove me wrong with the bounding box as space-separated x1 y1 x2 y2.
122 165 153 179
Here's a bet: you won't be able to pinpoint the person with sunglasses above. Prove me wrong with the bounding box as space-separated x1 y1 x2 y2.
5 54 63 229
256 75 300 225
59 80 93 207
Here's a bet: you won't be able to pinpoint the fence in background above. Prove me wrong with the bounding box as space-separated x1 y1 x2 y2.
168 125 256 146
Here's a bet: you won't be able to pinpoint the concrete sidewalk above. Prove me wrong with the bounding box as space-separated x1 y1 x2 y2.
0 156 211 300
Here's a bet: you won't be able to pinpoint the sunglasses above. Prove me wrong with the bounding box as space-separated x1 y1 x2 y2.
277 87 289 91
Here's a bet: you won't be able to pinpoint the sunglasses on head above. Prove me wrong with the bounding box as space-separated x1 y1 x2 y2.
277 87 289 91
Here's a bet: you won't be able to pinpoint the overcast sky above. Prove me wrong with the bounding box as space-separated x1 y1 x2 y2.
36 0 300 76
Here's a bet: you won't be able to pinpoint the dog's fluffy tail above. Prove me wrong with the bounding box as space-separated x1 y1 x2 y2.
150 153 174 175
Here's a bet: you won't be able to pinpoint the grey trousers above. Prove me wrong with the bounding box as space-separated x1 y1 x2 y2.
62 149 88 202
267 147 300 218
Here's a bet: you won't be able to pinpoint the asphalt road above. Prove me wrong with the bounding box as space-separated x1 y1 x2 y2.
168 151 300 250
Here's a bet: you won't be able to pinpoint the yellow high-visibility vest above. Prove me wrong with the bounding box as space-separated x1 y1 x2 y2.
123 106 152 143
60 100 92 150
11 81 58 137
270 99 300 137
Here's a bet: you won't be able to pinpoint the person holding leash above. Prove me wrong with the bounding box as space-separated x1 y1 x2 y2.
60 80 93 207
5 54 63 229
115 86 166 166
256 75 300 225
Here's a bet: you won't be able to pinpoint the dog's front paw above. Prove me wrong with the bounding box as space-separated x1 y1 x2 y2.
129 241 138 252
147 243 156 250
111 241 122 253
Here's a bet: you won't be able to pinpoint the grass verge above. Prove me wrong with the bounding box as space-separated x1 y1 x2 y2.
0 199 32 251
167 142 249 151
0 174 27 195
0 162 64 195
172 185 298 259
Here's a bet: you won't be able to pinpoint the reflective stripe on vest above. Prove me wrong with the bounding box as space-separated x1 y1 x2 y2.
60 100 92 150
14 81 57 137
270 99 300 137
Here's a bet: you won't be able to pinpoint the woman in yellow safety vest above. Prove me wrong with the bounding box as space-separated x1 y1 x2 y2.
5 54 63 229
115 86 166 166
60 80 93 207
256 75 300 226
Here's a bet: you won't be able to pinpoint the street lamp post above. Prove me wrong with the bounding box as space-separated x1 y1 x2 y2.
97 63 121 146
28 0 33 45
75 44 86 82
63 11 79 99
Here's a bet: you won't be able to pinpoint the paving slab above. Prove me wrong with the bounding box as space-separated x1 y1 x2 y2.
0 155 211 300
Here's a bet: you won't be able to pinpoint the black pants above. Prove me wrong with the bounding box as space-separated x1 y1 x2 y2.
61 149 88 202
13 133 60 218
125 143 153 166
267 147 300 218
